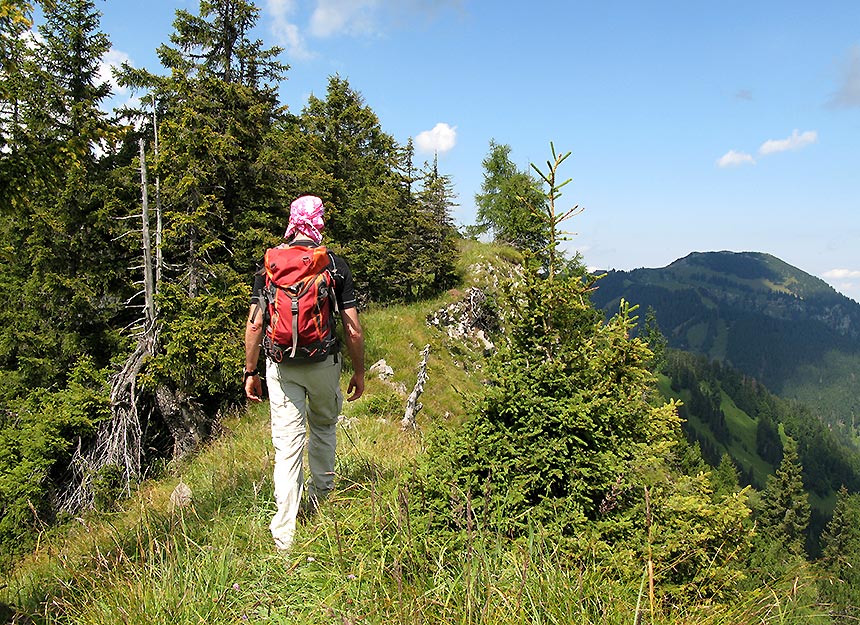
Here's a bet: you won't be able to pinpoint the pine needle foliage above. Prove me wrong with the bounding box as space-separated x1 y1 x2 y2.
418 146 659 536
818 487 860 620
0 240 823 625
414 145 759 610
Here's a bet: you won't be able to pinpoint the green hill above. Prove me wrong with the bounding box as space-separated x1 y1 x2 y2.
591 251 860 438
0 265 483 624
658 348 860 554
2 242 854 623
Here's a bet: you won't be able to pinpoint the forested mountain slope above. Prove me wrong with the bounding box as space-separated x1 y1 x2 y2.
659 348 860 555
5 240 860 623
4 0 860 619
592 251 860 437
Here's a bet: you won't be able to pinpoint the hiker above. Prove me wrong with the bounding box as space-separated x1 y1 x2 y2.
243 195 365 552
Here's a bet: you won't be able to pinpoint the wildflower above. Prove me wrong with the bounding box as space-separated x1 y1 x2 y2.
347 574 357 581
233 583 240 591
307 556 316 563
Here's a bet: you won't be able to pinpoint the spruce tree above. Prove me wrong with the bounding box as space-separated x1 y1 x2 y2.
0 0 122 558
294 75 458 302
120 0 289 416
819 487 860 619
474 140 549 254
10 0 121 384
757 437 810 557
411 154 458 297
418 144 754 604
421 146 663 533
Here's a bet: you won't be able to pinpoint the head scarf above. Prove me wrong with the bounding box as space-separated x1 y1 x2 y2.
284 195 325 244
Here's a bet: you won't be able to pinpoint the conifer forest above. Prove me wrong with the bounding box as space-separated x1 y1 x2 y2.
2 1 860 623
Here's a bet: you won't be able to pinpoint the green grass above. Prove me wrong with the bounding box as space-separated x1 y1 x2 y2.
2 406 826 625
656 374 775 487
4 388 658 625
720 392 776 486
685 322 709 350
1 243 829 625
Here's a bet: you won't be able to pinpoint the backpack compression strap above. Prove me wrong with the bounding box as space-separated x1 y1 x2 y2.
282 275 322 358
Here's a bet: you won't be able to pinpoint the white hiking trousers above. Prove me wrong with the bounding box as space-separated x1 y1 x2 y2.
266 354 342 551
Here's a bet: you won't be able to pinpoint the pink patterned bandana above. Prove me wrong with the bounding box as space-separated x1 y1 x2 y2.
284 195 325 244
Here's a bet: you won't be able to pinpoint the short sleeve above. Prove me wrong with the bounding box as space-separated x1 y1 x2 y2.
332 254 357 309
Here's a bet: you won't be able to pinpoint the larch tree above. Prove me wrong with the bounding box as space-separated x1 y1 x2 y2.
474 140 549 256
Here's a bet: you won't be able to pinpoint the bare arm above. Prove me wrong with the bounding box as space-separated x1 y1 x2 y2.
340 307 365 401
244 303 264 402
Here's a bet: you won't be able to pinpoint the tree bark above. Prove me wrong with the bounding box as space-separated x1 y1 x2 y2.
139 139 156 329
402 344 430 432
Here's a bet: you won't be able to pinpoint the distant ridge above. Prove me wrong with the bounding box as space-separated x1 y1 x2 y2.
591 251 860 432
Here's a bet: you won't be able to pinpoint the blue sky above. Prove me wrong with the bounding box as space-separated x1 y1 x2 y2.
88 0 860 301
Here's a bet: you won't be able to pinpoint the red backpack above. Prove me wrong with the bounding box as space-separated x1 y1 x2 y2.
262 245 339 362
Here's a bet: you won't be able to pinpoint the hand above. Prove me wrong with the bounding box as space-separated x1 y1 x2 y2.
346 372 364 402
245 375 262 402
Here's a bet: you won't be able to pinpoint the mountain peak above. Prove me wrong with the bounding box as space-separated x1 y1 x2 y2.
657 250 838 300
591 250 860 426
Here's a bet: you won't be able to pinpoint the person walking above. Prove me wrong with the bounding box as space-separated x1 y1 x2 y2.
243 195 365 552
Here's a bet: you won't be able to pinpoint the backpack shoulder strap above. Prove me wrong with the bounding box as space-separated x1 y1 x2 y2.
325 251 340 314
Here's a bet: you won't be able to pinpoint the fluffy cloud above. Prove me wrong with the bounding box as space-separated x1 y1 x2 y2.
98 48 131 95
415 122 457 154
310 0 380 38
264 1 461 58
719 129 818 168
717 150 755 168
828 45 860 108
823 269 860 279
267 0 313 59
758 129 818 155
822 269 860 302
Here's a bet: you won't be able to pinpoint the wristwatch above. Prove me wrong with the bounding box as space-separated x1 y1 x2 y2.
243 369 258 381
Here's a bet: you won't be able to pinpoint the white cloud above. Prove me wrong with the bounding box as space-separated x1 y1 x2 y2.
823 269 860 279
758 129 818 155
99 48 131 95
719 129 818 169
310 0 380 38
822 269 860 302
309 0 460 38
266 0 314 59
262 1 461 60
415 122 457 154
828 45 860 109
717 150 755 168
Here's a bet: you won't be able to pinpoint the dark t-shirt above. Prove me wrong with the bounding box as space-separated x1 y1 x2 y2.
251 242 357 311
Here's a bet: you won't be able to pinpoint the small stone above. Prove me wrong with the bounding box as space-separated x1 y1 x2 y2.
368 359 394 380
169 480 193 511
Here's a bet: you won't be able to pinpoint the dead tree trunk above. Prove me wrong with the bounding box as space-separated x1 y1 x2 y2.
401 344 431 432
140 139 156 329
154 386 206 458
152 96 163 291
60 142 159 512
